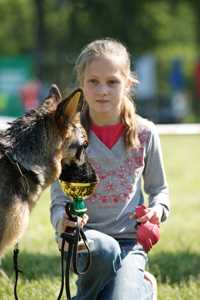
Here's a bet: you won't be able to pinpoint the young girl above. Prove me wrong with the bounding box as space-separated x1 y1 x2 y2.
51 38 170 300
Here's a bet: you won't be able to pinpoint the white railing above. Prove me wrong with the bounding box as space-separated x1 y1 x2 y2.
0 116 15 130
157 123 200 135
1 116 200 135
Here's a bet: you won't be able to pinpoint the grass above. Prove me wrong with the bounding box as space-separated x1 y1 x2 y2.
0 135 200 299
149 135 200 300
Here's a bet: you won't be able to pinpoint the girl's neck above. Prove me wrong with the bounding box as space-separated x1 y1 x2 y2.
89 111 121 126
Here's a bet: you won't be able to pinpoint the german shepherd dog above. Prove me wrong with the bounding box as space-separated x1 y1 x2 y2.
0 85 95 275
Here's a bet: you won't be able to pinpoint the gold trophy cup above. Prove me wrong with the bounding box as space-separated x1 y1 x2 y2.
59 180 97 252
59 181 97 216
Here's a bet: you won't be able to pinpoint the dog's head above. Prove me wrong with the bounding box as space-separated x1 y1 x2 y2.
3 84 96 184
44 85 97 183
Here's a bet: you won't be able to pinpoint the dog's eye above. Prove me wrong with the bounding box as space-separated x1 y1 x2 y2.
69 142 79 150
83 141 88 149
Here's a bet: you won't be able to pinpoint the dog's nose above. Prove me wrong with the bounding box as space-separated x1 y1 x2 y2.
75 141 88 160
76 145 85 160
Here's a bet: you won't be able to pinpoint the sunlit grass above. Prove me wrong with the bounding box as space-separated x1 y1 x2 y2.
150 135 200 299
0 135 200 299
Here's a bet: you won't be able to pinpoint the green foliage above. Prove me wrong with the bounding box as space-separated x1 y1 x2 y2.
0 0 34 55
0 0 198 87
0 135 200 299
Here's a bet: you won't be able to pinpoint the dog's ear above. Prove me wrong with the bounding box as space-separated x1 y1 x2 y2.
56 88 84 122
47 84 62 102
42 84 62 112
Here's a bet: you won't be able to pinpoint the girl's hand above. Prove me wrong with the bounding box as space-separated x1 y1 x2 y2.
57 213 89 251
129 204 162 252
79 213 89 227
57 213 89 234
136 206 163 225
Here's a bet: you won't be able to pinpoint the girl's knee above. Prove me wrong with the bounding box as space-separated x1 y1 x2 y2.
86 230 121 272
87 230 120 254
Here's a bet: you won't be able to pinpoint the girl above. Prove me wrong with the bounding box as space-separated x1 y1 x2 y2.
51 38 170 300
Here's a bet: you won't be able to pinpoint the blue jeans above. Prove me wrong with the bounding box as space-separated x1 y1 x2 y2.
73 230 153 300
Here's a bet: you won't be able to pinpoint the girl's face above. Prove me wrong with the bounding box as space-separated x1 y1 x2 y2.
82 56 131 124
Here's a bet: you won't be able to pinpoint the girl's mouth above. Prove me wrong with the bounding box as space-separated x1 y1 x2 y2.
96 99 109 103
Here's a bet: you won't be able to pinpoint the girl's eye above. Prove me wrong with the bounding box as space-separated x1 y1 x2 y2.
108 79 119 85
89 79 98 85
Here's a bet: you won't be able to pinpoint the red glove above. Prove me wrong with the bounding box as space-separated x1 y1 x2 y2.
135 205 160 252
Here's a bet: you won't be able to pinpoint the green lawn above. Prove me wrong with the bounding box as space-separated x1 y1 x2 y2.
0 135 200 299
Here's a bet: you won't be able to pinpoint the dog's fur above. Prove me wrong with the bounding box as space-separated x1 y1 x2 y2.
0 84 92 259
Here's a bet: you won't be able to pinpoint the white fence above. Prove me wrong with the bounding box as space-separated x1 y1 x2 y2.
0 116 200 135
0 116 15 130
157 123 200 135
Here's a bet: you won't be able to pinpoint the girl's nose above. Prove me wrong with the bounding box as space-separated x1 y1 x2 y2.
97 84 109 95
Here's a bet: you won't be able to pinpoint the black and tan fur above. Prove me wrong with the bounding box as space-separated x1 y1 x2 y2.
0 85 92 262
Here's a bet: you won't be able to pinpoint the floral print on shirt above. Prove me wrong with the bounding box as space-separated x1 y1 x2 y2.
87 128 151 207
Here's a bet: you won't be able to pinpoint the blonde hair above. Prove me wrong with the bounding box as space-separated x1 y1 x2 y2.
75 38 140 149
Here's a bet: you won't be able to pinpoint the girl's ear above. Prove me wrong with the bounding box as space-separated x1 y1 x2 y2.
125 76 139 93
125 78 133 93
129 75 139 86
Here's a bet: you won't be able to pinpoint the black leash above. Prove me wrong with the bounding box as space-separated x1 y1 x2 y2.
57 234 74 300
12 227 90 300
13 243 23 300
12 209 91 300
5 151 30 194
57 206 91 300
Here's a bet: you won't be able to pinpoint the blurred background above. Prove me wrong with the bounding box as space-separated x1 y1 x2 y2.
1 0 200 124
0 3 200 299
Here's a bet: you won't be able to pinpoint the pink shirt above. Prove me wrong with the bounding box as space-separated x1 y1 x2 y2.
91 122 125 149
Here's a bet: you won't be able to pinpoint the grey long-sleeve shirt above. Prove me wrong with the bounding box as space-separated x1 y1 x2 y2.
50 116 170 240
